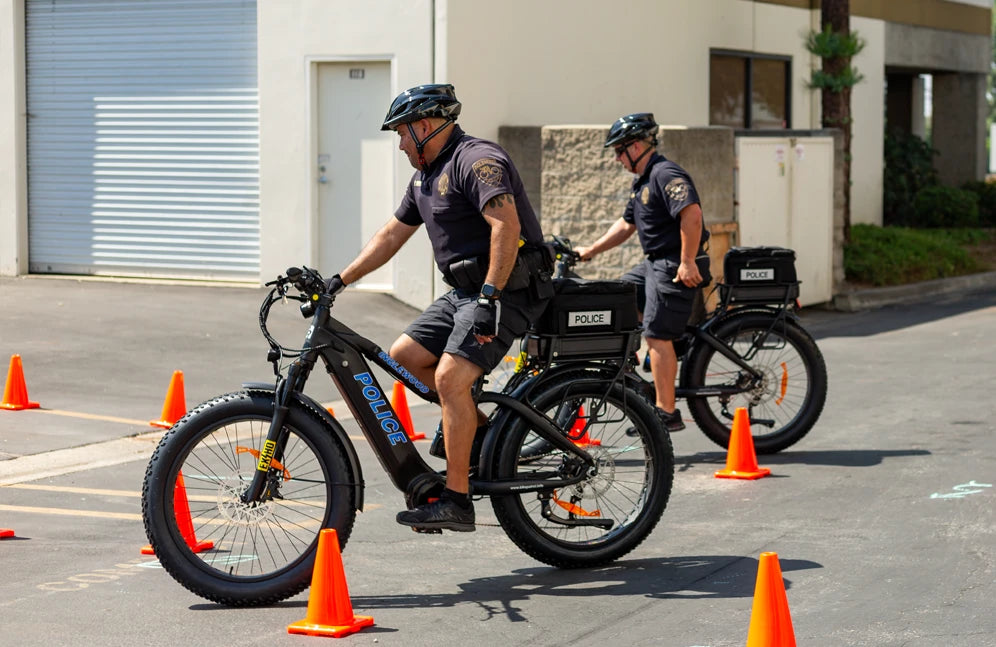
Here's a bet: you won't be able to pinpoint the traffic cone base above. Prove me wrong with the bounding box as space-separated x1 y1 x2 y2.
287 616 375 638
150 370 187 428
1 355 40 411
288 528 373 638
746 552 796 647
715 407 770 480
1 529 14 539
569 405 601 447
390 381 425 440
140 471 213 554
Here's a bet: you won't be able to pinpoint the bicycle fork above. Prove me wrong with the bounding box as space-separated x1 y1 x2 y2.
241 360 312 504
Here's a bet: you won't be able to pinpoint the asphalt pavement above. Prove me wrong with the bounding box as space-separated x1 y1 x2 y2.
1 275 994 647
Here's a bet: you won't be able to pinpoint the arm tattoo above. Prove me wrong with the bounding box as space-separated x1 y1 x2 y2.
486 194 511 210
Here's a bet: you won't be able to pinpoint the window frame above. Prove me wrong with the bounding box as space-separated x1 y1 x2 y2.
709 49 792 130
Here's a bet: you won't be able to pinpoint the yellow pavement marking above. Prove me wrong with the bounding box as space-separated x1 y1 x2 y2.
0 504 141 521
33 409 150 426
5 484 138 497
0 501 380 522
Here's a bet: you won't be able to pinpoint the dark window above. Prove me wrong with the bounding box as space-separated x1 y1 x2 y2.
710 51 790 129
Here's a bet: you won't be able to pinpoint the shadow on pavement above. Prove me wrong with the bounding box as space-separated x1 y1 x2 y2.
677 448 930 470
190 555 822 621
801 287 996 340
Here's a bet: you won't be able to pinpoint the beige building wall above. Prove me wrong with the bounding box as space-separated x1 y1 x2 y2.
850 16 886 225
437 0 890 226
440 0 816 136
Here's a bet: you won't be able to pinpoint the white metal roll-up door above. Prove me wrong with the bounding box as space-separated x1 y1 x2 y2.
26 0 259 280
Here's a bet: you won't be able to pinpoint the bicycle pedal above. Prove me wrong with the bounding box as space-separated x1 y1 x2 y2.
411 526 443 535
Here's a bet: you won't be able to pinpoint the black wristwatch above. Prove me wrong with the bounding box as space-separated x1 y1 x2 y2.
479 283 502 301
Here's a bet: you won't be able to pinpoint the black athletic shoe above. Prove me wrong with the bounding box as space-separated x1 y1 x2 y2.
396 497 475 532
626 407 686 436
657 408 686 432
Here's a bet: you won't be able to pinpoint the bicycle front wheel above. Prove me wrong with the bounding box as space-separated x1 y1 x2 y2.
142 391 357 606
491 372 674 568
684 312 828 453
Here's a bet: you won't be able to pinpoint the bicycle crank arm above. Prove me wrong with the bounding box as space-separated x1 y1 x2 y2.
720 407 775 428
540 502 614 530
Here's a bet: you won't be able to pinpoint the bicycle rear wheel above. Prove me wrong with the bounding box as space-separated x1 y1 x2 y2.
684 311 827 453
142 391 356 606
491 372 673 568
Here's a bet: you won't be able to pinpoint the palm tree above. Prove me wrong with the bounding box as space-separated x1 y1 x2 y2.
808 0 864 243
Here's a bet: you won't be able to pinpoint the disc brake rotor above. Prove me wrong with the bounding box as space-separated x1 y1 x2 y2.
217 471 275 526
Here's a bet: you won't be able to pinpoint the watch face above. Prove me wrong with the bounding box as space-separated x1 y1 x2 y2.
481 283 500 299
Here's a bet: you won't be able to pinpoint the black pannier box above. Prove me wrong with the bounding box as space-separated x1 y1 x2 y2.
720 246 800 304
535 279 640 335
526 329 642 361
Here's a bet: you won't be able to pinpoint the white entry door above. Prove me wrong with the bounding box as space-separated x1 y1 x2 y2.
317 62 394 289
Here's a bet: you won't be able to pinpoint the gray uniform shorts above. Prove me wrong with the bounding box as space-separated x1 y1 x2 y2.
404 287 550 372
622 255 711 340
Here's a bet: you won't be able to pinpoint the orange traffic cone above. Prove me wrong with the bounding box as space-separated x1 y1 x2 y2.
746 552 796 647
1 354 40 411
142 471 213 555
391 381 424 440
570 404 601 447
287 528 374 637
715 407 770 480
1 528 14 539
150 370 187 428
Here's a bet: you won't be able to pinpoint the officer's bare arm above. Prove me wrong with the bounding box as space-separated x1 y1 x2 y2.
339 218 419 285
578 217 635 261
676 203 704 286
481 193 521 290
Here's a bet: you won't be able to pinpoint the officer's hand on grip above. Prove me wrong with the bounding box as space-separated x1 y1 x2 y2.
472 298 500 341
324 274 346 297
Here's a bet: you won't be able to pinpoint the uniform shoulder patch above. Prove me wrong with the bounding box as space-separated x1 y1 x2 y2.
665 177 690 203
472 158 504 187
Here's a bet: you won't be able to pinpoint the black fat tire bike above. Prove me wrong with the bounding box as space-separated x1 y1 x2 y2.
142 266 673 606
490 237 828 455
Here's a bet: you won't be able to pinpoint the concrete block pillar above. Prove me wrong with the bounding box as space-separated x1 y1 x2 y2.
932 72 987 186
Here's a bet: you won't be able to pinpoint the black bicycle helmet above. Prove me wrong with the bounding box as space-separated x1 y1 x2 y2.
381 84 462 131
604 113 659 148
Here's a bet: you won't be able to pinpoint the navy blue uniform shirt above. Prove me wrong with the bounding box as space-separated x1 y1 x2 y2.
394 125 543 272
623 152 710 259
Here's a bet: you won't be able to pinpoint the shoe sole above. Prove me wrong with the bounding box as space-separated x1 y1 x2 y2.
397 520 476 532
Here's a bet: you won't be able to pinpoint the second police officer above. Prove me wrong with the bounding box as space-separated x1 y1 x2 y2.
577 113 712 432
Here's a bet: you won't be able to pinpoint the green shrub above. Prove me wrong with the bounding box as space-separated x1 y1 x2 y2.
844 223 984 286
961 180 996 227
911 185 980 228
883 132 938 226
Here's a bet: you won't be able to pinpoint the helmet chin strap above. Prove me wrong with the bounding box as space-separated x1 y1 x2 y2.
408 120 454 170
624 140 654 172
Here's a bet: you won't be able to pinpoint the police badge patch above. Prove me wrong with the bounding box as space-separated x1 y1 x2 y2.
665 178 690 202
641 187 650 205
472 158 503 187
438 172 449 196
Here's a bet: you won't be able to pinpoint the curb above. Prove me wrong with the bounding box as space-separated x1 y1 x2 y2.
832 271 996 312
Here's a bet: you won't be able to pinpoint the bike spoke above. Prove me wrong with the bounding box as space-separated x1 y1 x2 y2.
170 420 330 580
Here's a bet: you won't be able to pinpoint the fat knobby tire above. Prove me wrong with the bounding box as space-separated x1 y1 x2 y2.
141 390 356 606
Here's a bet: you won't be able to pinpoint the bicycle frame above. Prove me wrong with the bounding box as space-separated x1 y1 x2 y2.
673 303 794 398
243 291 597 507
